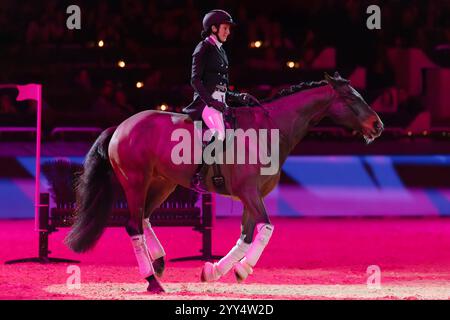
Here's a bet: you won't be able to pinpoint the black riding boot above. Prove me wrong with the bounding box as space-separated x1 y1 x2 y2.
191 142 209 192
191 136 226 193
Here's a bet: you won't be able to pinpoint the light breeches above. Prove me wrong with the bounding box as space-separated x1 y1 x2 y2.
202 105 225 142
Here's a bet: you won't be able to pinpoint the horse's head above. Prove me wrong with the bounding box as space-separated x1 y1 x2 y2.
325 72 384 144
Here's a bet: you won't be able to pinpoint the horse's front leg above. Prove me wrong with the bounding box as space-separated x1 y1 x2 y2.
200 207 254 282
233 190 274 282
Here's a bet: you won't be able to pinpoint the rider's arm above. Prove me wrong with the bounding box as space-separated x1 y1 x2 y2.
227 90 260 107
190 42 216 106
226 90 241 103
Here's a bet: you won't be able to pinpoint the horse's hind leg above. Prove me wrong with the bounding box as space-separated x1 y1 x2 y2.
122 177 164 293
143 179 177 277
143 216 165 278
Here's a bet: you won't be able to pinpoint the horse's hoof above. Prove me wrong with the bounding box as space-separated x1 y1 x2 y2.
233 264 247 283
233 262 253 283
200 265 207 282
152 257 165 278
234 270 245 283
146 275 165 294
201 262 220 282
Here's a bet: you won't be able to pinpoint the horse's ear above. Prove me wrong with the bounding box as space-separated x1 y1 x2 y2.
325 72 340 88
326 71 350 89
324 72 333 83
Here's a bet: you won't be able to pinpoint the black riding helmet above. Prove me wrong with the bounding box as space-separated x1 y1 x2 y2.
201 9 236 39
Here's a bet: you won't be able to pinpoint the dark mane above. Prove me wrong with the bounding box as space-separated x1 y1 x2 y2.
261 80 328 103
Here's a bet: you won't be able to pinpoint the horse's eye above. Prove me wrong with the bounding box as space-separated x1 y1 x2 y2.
343 97 353 104
347 96 358 104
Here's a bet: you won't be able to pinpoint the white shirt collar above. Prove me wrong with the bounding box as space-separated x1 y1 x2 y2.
208 35 222 49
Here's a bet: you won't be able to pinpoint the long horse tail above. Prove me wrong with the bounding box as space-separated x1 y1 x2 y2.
65 126 117 253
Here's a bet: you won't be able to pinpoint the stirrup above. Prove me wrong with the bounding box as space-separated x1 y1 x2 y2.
191 172 208 193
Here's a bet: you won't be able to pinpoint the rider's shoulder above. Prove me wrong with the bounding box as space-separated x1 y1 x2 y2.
192 39 213 56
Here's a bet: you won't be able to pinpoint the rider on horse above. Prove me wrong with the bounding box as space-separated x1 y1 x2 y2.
182 9 259 192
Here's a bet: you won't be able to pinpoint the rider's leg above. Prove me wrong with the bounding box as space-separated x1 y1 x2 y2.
202 105 225 142
191 105 226 191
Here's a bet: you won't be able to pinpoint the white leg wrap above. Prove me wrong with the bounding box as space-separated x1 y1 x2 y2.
130 234 154 278
215 239 250 276
234 259 254 282
143 219 165 260
201 262 222 282
241 223 274 267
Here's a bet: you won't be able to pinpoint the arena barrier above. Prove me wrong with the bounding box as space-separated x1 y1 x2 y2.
5 161 218 264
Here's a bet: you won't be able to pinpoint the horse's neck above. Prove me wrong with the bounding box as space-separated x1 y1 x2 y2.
266 85 334 165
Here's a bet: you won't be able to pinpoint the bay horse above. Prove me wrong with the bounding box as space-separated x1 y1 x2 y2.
65 72 383 292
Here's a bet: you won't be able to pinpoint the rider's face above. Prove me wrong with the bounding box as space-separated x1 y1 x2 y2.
215 23 231 42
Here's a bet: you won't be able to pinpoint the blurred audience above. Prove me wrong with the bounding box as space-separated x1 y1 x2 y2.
1 0 449 128
0 94 18 116
92 80 134 124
